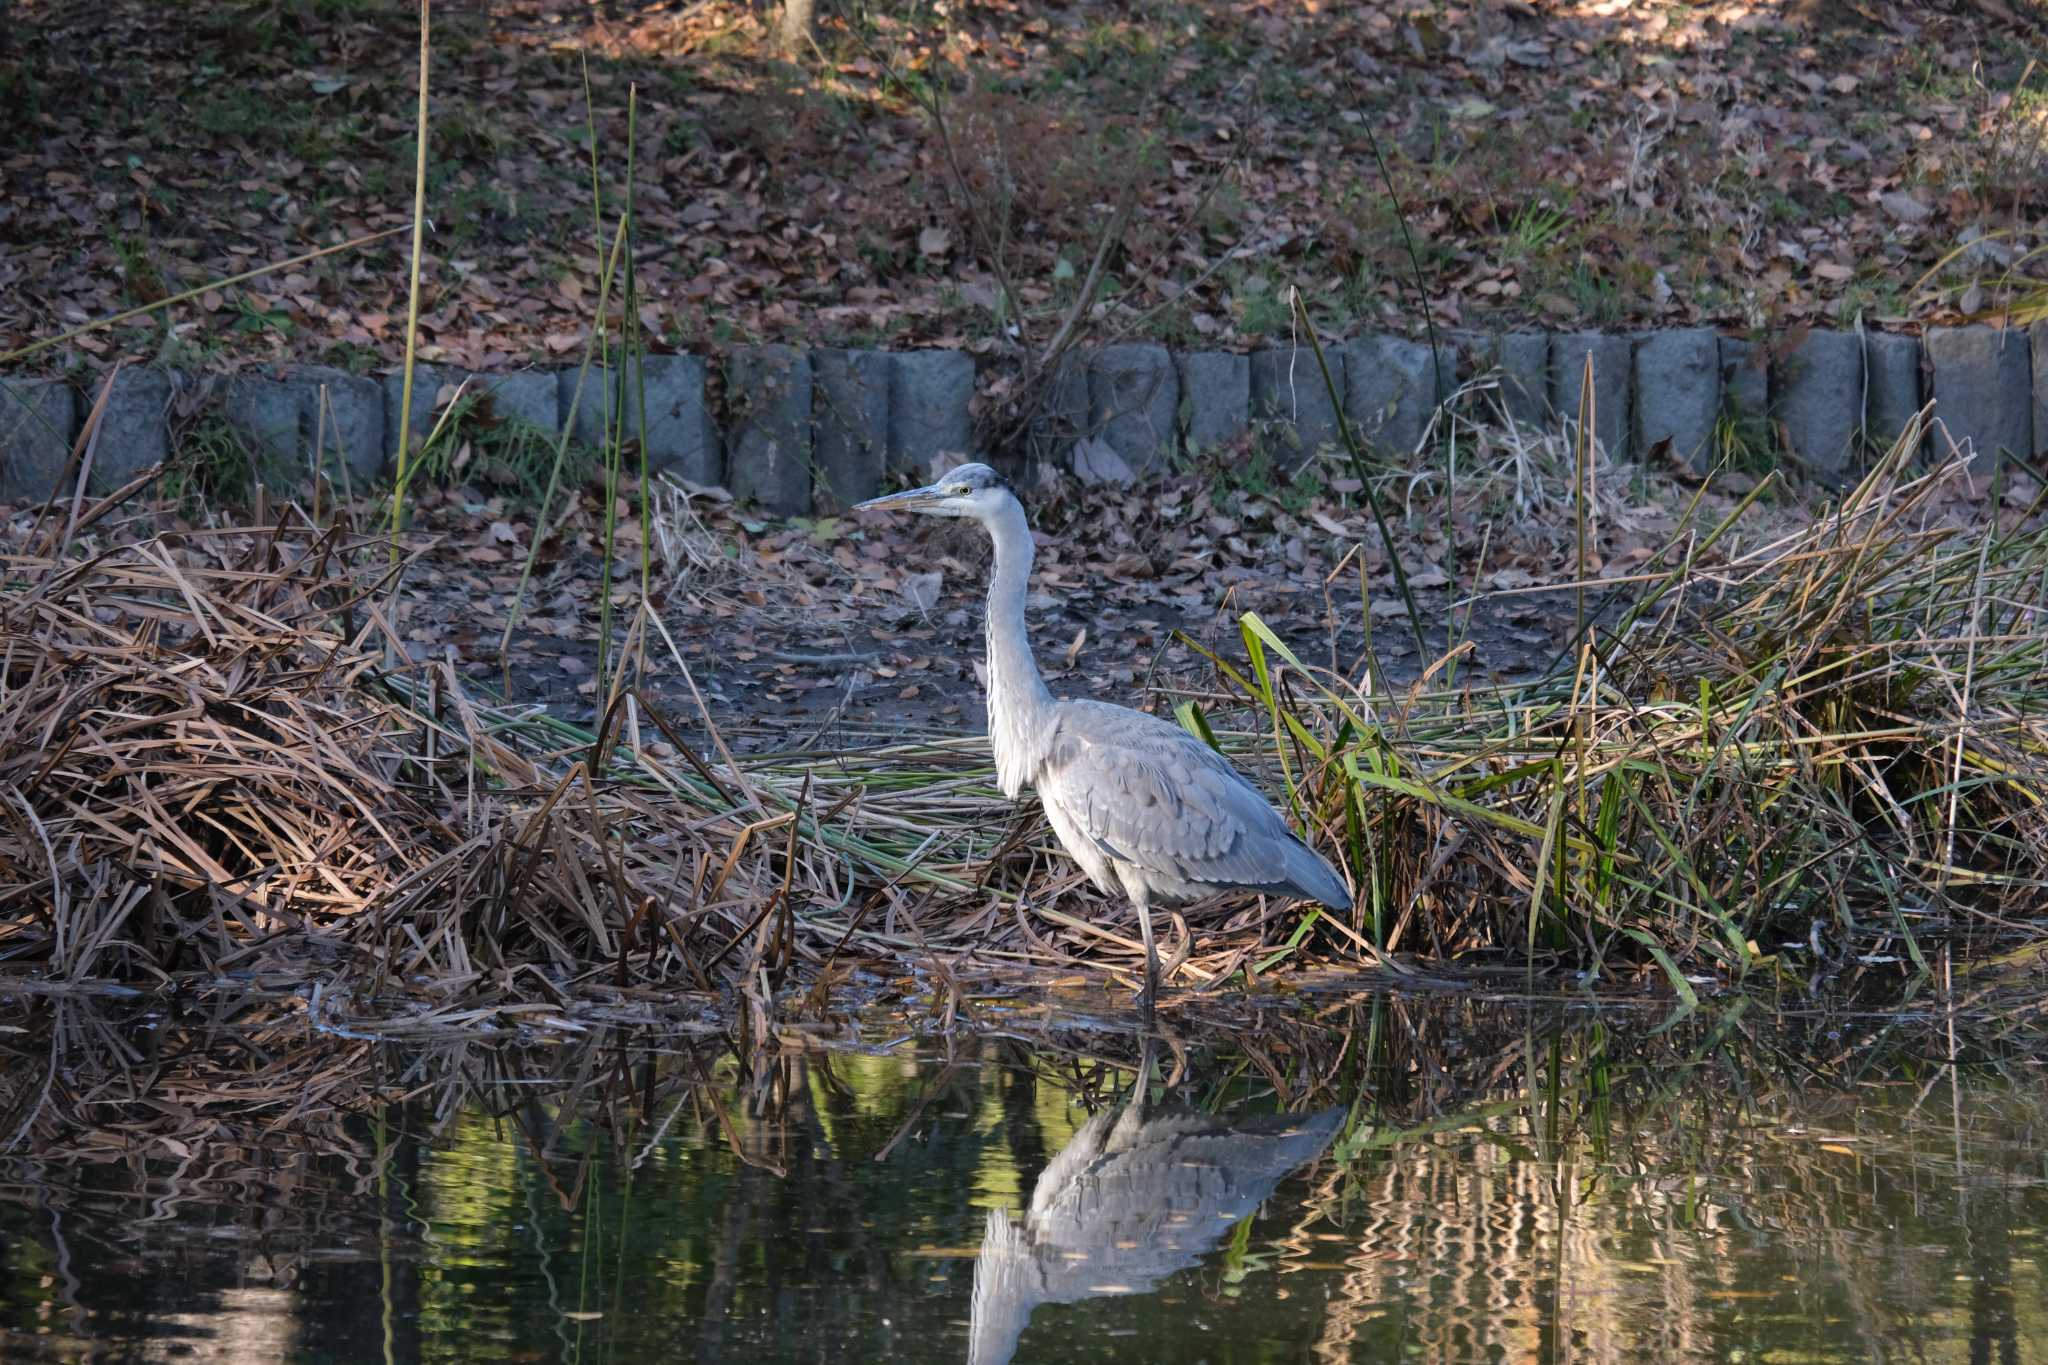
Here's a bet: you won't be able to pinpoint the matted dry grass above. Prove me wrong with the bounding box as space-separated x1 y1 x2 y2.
0 524 441 982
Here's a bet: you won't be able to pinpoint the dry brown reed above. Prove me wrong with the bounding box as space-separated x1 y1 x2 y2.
0 518 1067 1022
0 525 443 983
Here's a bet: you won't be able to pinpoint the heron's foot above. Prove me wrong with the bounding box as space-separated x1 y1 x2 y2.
1132 969 1175 1016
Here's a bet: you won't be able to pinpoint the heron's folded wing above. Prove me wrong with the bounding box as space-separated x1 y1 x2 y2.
1038 705 1298 888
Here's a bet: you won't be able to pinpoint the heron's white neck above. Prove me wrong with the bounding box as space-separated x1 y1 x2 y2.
981 493 1054 798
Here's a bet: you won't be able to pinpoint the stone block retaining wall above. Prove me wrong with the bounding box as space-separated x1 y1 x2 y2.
1 326 2039 509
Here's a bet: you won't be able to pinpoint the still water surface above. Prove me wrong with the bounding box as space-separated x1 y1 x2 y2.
2 991 2044 1363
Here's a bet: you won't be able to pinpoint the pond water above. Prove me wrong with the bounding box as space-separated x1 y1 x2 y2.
1 990 2045 1363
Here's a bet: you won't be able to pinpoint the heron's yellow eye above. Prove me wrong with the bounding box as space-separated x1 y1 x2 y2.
947 484 970 496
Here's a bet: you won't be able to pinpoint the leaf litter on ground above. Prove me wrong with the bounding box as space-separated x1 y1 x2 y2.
5 0 2046 379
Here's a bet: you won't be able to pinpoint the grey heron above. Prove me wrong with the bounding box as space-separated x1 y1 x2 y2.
856 463 1352 1011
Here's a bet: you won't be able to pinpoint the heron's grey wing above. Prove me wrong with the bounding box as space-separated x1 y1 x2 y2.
1039 702 1350 908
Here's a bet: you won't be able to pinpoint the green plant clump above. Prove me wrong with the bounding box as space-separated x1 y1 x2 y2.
159 417 299 506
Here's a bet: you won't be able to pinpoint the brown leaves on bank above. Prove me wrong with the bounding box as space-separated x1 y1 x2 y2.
6 1 2046 378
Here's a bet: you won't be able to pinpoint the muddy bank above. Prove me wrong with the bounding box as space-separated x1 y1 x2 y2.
5 433 2045 1018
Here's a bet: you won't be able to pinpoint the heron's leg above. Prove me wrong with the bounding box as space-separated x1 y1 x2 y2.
1135 894 1158 1025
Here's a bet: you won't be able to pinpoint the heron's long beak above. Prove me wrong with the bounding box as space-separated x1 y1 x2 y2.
854 484 945 512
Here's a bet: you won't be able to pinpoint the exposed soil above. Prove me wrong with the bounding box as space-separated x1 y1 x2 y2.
487 549 1575 749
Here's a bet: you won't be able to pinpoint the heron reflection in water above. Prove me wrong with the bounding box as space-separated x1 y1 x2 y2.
966 1046 1343 1365
856 465 1351 1015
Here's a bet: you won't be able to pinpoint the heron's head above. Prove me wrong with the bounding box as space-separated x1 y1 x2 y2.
854 462 1011 520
